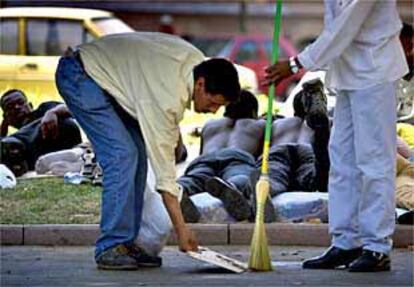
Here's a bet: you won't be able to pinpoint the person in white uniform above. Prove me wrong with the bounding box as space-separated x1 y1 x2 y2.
263 0 408 272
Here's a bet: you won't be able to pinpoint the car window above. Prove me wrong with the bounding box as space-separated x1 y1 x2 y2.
26 19 94 56
92 17 133 35
187 37 230 57
235 41 258 63
217 40 234 58
0 19 19 55
264 40 287 60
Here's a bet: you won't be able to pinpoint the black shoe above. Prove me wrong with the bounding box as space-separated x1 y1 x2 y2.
302 246 362 269
301 79 328 129
0 137 28 177
205 176 251 221
180 191 201 223
293 90 306 119
348 250 391 272
124 243 162 268
96 244 139 270
397 210 414 225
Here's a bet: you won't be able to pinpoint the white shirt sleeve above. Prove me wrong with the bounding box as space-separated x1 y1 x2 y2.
298 0 376 71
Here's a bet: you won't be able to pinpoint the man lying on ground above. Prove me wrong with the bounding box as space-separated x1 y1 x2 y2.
178 80 331 223
0 89 82 176
178 90 263 222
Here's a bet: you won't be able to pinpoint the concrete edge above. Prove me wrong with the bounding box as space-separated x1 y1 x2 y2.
0 225 24 245
24 224 99 246
167 224 228 245
0 224 412 247
229 223 331 246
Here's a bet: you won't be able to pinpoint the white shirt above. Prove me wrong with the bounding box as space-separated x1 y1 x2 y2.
298 0 408 90
79 32 205 197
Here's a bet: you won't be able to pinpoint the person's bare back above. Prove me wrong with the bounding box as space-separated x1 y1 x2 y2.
228 119 265 158
201 118 234 154
271 117 314 147
201 117 265 157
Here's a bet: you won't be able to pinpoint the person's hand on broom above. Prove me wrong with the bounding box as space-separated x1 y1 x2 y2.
261 60 292 87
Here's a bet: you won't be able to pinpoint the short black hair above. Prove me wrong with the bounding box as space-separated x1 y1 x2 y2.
401 22 413 38
193 58 240 102
224 89 258 119
1 89 27 110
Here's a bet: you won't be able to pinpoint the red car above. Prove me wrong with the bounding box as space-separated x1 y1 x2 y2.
186 34 303 100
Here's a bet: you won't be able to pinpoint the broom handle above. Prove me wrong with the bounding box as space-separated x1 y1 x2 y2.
261 0 283 175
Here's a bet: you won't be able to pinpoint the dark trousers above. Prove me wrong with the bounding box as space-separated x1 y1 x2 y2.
265 144 316 196
10 117 82 169
177 148 257 199
259 141 329 197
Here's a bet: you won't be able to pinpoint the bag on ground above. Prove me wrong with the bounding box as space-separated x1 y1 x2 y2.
135 163 174 256
35 147 84 176
0 164 17 189
272 191 329 223
191 192 237 223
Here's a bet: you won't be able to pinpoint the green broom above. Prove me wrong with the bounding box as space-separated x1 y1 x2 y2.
248 0 283 272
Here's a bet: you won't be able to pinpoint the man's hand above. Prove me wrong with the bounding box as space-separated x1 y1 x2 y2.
40 110 59 139
161 191 199 252
261 60 292 87
176 224 198 252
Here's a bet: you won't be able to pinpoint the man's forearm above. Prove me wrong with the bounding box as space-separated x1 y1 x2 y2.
161 190 198 251
48 104 72 119
161 191 186 232
0 121 9 137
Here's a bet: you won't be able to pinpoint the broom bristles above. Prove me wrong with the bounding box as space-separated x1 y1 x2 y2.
248 176 273 271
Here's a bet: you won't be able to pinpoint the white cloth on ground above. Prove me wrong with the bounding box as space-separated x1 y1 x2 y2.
0 164 17 189
35 147 85 176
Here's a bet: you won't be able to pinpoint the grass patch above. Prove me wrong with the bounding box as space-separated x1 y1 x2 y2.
0 88 281 225
0 178 101 224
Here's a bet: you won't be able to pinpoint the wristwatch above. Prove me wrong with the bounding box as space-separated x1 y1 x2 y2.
289 56 300 74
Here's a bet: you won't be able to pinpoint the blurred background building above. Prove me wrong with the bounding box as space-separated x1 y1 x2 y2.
1 0 412 154
2 0 413 49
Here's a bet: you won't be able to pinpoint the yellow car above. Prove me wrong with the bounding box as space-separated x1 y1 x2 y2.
0 7 259 146
0 7 134 106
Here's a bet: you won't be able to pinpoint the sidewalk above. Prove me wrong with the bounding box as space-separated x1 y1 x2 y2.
1 245 413 286
1 223 413 248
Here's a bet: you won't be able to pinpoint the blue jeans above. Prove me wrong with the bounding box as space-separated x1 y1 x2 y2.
263 143 318 196
55 53 148 259
177 148 257 198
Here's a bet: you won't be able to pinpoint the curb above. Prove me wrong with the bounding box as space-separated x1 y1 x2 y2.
1 223 413 247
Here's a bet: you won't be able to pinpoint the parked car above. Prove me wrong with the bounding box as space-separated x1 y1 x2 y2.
0 8 259 147
0 7 134 103
187 34 303 101
182 34 230 58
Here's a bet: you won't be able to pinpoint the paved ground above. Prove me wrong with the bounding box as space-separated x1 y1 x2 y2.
1 246 413 286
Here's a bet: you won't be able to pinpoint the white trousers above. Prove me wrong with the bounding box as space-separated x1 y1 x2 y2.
329 82 397 254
